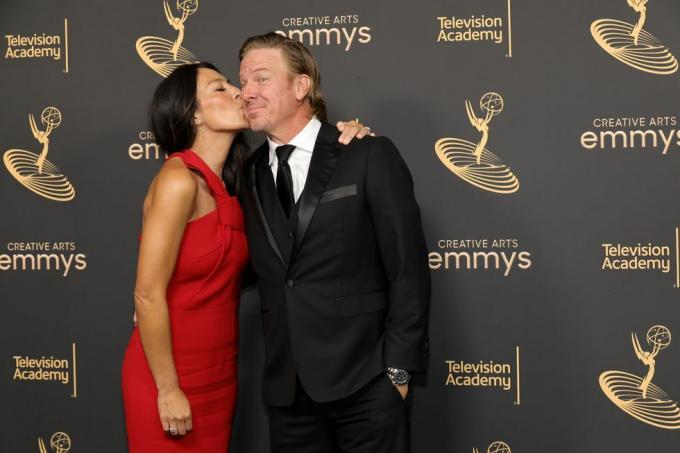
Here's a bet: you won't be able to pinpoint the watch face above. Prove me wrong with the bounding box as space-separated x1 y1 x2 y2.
389 369 409 385
386 368 410 385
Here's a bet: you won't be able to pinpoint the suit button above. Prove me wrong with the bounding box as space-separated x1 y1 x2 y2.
286 280 294 288
288 232 294 239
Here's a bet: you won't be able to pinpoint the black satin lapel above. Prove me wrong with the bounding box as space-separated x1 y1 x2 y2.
295 138 341 248
249 147 286 268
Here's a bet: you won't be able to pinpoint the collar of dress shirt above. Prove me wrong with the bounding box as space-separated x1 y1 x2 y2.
267 117 321 166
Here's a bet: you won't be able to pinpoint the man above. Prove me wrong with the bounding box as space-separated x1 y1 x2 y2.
239 33 430 452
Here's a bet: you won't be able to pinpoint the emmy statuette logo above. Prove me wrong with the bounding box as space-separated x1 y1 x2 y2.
38 432 71 453
591 0 678 75
435 92 519 194
473 441 511 453
599 325 680 429
3 106 75 202
136 0 199 77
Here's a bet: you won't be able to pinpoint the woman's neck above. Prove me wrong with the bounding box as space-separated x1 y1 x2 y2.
190 131 235 177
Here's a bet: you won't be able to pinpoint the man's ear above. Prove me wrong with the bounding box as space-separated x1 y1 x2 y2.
294 74 311 102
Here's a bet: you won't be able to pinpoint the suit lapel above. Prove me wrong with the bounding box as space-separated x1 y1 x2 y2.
295 123 342 250
247 143 287 268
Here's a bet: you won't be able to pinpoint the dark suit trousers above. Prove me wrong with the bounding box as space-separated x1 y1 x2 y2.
268 374 411 453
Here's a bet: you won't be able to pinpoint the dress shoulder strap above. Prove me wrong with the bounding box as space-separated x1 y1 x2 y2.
172 150 227 198
171 150 243 229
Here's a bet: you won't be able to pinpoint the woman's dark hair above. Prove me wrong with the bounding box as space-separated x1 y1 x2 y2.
149 62 249 195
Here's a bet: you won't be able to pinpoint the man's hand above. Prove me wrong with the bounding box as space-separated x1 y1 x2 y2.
394 383 408 400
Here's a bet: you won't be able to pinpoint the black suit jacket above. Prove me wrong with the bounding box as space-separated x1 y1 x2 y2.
242 122 430 406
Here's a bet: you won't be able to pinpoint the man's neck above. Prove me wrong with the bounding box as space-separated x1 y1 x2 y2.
268 109 314 145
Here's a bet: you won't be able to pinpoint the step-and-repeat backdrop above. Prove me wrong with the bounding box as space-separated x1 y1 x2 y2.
2 0 680 451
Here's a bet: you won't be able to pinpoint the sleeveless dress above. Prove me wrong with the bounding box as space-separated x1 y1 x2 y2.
122 150 248 452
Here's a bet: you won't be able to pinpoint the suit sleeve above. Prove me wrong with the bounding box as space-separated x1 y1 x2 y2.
240 262 258 291
365 137 431 372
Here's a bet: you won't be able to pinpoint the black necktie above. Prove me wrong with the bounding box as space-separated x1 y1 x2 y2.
275 144 296 217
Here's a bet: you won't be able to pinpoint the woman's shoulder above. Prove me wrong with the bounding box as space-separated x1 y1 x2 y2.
148 155 198 204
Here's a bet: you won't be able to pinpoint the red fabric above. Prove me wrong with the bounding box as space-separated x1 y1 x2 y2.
122 150 248 452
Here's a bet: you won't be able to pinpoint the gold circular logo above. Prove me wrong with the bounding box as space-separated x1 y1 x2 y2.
647 324 671 349
3 150 74 201
136 37 198 78
41 107 62 128
480 92 504 117
591 19 678 75
435 92 518 194
50 432 71 453
177 0 198 15
136 0 200 77
488 441 511 453
3 106 75 202
600 326 680 430
599 370 680 429
435 137 519 194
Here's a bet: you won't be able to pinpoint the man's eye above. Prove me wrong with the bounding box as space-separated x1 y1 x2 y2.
216 87 226 91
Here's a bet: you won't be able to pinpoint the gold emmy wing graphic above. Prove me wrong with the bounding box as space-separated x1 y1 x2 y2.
473 441 511 453
435 92 519 194
38 432 71 453
599 325 680 429
591 0 678 75
3 106 75 202
136 0 200 77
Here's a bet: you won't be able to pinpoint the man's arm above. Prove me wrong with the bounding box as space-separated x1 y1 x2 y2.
365 137 431 373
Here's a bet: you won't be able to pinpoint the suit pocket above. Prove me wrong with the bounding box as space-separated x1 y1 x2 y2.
320 184 358 203
335 290 387 317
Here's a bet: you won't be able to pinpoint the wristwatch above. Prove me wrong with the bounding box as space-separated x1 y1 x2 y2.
385 367 410 385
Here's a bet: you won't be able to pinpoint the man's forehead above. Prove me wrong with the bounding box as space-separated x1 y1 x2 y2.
240 48 284 70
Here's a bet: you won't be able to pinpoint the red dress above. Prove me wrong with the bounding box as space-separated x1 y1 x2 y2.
122 150 248 452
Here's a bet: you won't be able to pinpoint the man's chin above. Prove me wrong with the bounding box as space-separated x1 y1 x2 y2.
246 119 267 133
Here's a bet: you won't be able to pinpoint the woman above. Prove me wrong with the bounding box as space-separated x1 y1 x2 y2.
121 62 369 452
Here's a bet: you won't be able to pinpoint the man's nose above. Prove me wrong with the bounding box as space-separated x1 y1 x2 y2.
241 82 256 100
